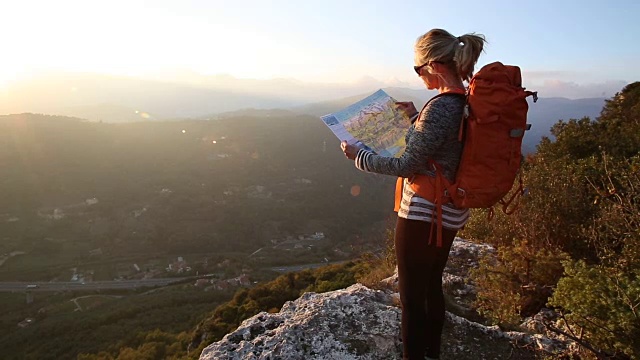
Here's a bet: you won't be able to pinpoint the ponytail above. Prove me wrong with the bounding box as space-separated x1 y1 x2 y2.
454 33 486 82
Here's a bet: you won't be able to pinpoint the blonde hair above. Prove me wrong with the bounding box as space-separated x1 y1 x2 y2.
414 29 486 82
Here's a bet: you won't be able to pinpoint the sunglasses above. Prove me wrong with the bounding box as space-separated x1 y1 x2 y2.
414 61 444 75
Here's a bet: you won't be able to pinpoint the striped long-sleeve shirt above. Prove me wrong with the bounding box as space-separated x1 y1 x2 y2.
354 94 470 230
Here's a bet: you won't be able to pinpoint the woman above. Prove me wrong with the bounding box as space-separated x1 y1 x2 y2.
341 28 486 360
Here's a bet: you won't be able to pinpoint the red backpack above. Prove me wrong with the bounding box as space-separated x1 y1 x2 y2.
394 61 538 245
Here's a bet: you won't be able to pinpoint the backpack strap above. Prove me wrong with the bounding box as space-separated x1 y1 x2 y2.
498 172 526 215
423 91 466 109
430 161 446 247
394 177 404 212
396 91 467 247
425 91 468 142
426 91 465 247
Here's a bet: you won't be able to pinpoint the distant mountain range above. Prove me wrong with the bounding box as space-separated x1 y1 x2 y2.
524 97 605 152
289 91 605 153
0 73 403 120
1 72 606 151
1 73 296 120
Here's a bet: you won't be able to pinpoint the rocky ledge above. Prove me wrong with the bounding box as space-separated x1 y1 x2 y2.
200 239 574 360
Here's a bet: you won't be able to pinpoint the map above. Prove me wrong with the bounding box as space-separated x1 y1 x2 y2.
320 89 411 157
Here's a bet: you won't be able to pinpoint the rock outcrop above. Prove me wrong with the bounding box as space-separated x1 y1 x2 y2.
200 284 400 360
200 239 573 360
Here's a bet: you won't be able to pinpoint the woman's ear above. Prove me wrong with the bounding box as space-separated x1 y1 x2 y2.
428 62 445 75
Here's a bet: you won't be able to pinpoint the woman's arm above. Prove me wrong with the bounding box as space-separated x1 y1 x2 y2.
353 97 454 177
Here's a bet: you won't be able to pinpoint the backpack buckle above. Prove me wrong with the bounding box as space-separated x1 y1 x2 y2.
457 188 466 197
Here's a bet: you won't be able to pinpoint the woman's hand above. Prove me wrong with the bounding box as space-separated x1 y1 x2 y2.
341 140 360 160
395 101 418 118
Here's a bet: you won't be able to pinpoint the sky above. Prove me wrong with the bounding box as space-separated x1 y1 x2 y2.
1 0 639 96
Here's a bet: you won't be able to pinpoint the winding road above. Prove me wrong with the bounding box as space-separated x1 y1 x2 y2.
0 278 189 292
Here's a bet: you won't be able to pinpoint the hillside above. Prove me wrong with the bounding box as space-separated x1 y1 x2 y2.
0 113 396 282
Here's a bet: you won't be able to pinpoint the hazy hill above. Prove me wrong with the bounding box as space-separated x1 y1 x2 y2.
0 113 395 280
62 102 159 123
2 74 296 120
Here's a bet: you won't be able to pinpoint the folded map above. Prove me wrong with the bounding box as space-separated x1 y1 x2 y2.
320 89 411 157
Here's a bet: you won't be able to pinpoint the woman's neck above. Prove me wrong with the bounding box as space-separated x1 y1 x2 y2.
439 86 466 94
437 75 465 94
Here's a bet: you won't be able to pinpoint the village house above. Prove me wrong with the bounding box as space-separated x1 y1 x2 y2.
212 274 251 290
166 256 190 273
17 318 35 328
195 279 210 287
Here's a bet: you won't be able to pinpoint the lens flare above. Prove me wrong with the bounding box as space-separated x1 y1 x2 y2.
350 185 361 197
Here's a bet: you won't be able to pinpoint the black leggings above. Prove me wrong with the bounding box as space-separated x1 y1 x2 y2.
395 217 457 360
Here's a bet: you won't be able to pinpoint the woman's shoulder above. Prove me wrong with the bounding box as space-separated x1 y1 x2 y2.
426 93 466 108
420 94 465 121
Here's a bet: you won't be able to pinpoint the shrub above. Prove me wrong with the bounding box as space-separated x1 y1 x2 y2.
549 155 640 359
550 260 640 359
472 239 568 327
